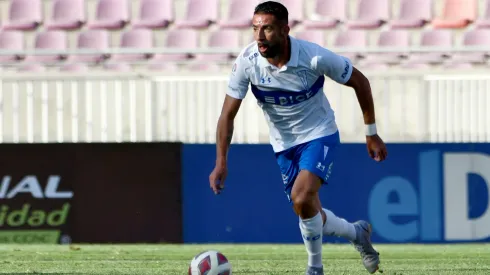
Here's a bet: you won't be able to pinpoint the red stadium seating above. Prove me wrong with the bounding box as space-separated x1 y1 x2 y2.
0 0 487 72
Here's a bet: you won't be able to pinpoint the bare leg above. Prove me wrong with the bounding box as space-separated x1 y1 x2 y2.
290 170 324 273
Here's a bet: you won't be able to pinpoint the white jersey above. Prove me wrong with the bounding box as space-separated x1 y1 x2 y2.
227 35 353 153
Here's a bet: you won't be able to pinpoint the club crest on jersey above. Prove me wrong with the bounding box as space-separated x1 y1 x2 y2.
296 70 309 90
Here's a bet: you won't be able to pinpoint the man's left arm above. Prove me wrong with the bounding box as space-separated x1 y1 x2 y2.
344 66 376 130
313 47 388 162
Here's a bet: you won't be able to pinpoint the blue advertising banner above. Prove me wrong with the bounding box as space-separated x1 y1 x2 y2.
182 143 490 244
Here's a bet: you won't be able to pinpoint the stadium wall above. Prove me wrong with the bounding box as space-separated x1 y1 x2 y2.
0 71 489 144
1 141 489 245
182 143 490 244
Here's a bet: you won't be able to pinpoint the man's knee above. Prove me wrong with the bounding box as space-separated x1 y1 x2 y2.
291 190 312 207
290 170 322 217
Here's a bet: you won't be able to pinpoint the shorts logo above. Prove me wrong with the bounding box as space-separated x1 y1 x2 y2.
281 174 289 185
325 162 334 181
316 162 325 172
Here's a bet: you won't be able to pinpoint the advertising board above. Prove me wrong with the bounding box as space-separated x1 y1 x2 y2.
182 143 490 244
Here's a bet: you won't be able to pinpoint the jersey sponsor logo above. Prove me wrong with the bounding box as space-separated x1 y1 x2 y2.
250 75 325 106
263 91 316 105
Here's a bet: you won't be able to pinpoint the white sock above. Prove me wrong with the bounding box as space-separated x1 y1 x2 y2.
322 208 357 241
299 212 323 268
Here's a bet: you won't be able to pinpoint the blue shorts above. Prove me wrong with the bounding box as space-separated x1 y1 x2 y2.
275 131 340 202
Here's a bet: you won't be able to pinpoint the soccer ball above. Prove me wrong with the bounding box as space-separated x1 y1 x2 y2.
188 250 232 275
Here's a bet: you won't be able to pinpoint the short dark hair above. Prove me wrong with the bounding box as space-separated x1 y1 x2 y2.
254 1 289 24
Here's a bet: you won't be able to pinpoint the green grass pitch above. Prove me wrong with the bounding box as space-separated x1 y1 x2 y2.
0 244 489 274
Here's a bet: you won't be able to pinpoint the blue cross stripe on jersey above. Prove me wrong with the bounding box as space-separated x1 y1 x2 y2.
250 75 325 106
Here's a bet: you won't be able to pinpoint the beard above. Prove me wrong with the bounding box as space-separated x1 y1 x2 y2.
258 42 281 58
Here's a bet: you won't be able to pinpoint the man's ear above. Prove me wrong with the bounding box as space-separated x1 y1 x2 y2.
282 24 290 36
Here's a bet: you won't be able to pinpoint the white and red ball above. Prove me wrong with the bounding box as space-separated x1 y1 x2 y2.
188 250 232 275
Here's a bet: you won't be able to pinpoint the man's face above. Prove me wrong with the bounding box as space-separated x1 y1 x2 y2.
252 13 288 58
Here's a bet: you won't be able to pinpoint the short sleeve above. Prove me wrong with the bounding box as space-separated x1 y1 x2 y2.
313 46 353 85
226 56 250 100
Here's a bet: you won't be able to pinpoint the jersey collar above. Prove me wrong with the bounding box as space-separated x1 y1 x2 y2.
258 35 299 70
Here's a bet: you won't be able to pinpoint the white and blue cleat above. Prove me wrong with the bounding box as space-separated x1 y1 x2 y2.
352 220 382 274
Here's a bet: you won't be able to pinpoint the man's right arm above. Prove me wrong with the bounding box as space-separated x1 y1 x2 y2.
215 57 250 166
215 95 242 166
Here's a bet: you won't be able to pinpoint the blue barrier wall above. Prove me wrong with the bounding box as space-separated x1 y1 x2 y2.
182 143 490 244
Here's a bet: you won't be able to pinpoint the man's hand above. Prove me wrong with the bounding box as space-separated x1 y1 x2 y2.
209 161 227 195
366 134 388 162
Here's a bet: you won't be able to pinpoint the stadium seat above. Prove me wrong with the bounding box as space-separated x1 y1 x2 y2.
404 30 453 64
476 0 490 28
194 29 240 62
219 0 259 29
60 63 90 72
2 0 42 31
175 0 218 29
0 31 24 64
17 63 46 72
432 0 477 29
152 29 199 62
111 29 154 62
358 62 390 70
46 0 86 30
333 30 368 62
186 62 221 72
147 62 179 71
390 0 432 29
24 31 67 63
133 0 174 29
399 62 431 69
103 63 132 72
88 0 130 30
68 30 109 64
303 0 346 29
294 30 326 47
450 29 490 63
280 0 304 26
347 0 389 29
443 61 474 69
363 30 410 64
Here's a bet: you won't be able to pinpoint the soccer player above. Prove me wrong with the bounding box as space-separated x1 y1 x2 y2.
209 1 388 274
